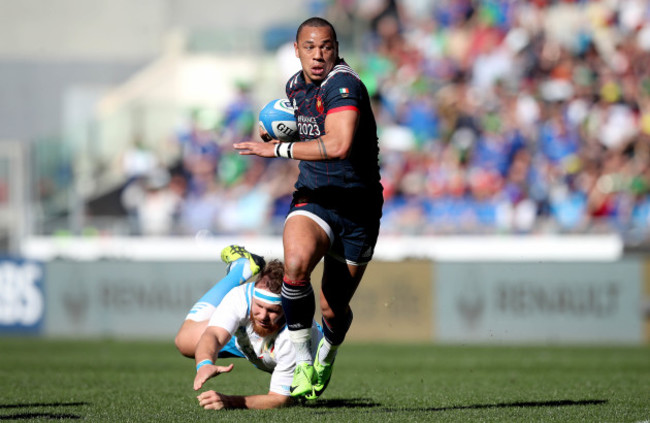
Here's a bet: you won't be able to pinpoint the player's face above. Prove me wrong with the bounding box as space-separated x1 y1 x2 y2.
294 25 338 84
250 299 284 337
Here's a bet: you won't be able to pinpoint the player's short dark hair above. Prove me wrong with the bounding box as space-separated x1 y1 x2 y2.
296 16 338 43
255 259 284 294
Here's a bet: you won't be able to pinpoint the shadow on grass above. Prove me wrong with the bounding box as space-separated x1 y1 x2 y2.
0 413 81 420
0 402 89 409
417 399 608 412
304 398 608 413
0 402 88 420
302 398 381 408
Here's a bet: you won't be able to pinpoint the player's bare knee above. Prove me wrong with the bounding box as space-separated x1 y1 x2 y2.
173 332 185 353
174 332 195 358
321 308 335 322
320 299 335 321
283 255 311 281
321 303 351 323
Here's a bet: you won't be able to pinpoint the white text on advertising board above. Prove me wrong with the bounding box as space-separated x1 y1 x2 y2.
0 261 44 326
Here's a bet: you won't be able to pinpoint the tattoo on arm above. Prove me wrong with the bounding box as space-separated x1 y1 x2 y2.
317 137 328 160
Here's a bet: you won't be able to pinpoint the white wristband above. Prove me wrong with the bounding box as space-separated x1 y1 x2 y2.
274 142 294 159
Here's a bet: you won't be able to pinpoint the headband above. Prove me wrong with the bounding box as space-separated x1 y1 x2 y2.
253 288 282 305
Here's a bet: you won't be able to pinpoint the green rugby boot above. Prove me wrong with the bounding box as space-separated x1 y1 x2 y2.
220 245 265 276
289 363 316 398
306 338 335 399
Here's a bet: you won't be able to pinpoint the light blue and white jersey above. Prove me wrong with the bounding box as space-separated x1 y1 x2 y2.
208 282 322 396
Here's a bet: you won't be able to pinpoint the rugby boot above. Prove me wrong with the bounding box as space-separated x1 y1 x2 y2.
289 363 316 398
306 338 334 399
220 245 265 276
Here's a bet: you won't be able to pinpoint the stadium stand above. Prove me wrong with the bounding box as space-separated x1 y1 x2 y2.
4 1 650 247
107 0 650 244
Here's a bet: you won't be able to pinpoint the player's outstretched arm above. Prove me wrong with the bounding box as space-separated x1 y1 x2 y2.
193 326 234 390
194 362 234 391
197 390 292 410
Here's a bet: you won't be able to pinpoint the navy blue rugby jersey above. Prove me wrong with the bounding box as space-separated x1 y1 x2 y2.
285 59 383 198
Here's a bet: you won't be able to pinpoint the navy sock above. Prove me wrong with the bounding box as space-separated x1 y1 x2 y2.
281 277 315 331
322 309 353 346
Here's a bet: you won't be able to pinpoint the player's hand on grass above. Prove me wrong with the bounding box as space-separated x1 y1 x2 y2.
197 390 228 410
193 363 234 391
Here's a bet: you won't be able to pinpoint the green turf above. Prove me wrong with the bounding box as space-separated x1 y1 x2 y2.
0 339 648 422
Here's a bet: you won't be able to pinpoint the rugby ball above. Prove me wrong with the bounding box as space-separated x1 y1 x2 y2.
259 98 298 142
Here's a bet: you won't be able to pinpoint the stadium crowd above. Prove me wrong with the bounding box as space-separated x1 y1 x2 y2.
121 0 650 243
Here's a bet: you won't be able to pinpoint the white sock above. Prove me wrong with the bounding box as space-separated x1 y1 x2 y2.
318 339 339 365
289 329 313 365
184 302 216 322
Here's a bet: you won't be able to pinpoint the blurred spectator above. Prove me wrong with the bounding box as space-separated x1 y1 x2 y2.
119 138 159 235
218 81 257 145
121 137 157 183
137 168 185 236
175 109 221 197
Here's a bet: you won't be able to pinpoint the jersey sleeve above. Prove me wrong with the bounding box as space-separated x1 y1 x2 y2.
207 286 248 335
323 72 363 114
268 331 296 396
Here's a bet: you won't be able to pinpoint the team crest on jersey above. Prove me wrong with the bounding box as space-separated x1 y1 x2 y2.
339 87 350 98
316 96 324 114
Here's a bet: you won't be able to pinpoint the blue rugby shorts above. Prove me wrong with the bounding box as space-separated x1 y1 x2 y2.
286 199 381 266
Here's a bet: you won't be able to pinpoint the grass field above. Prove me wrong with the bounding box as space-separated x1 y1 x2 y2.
0 339 648 422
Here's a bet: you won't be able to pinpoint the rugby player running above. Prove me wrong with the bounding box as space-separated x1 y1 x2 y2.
235 17 383 399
